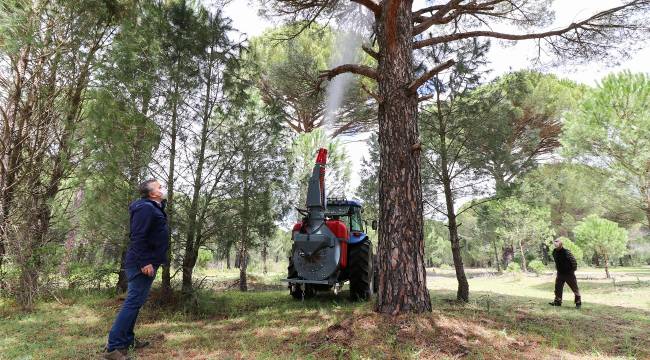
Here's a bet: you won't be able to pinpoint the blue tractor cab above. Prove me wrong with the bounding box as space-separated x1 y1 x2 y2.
325 198 369 245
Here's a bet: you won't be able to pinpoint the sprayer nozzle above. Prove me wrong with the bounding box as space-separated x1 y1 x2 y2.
316 148 328 165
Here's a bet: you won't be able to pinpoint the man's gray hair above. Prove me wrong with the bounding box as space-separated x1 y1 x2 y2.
138 179 158 198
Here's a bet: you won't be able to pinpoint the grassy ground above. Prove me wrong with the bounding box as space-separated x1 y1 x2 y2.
1 266 649 360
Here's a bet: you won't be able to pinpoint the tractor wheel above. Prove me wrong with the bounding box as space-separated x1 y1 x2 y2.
348 238 373 301
288 257 302 300
372 254 379 294
288 257 317 300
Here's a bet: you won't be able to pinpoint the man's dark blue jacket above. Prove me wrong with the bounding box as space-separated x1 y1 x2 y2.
124 198 170 269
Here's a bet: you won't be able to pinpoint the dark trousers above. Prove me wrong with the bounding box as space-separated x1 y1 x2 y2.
107 267 156 351
554 272 581 304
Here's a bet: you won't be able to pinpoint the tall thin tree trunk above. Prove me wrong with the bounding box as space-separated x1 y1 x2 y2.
239 247 248 292
443 180 469 302
261 242 268 275
226 244 231 269
239 150 251 292
181 51 214 298
162 84 179 295
518 239 527 272
375 0 431 314
491 237 501 272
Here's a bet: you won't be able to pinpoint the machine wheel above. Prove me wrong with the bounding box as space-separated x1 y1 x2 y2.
288 256 316 300
372 254 379 293
348 238 373 301
288 257 302 300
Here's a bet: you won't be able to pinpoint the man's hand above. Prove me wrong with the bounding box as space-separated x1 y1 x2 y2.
141 264 155 277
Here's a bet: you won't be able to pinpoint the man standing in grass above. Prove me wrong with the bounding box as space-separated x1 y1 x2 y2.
103 179 169 360
549 237 581 309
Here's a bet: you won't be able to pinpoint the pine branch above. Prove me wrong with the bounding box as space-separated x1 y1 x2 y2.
408 59 456 93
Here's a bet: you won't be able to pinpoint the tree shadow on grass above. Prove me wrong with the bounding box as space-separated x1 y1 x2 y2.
4 286 650 359
430 290 650 359
530 278 650 294
133 288 650 359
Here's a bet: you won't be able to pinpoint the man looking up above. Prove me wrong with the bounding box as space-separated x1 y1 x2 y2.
103 179 169 360
549 237 581 309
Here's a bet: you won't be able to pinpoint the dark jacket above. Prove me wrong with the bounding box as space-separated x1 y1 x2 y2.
124 198 170 269
552 247 577 275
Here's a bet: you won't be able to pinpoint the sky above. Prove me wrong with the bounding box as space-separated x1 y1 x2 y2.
221 0 650 195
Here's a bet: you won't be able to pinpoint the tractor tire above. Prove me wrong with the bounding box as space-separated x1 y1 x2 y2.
288 256 316 300
373 254 379 294
348 238 373 301
288 257 302 300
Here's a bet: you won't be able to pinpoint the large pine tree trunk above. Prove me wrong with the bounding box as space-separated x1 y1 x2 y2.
375 0 431 314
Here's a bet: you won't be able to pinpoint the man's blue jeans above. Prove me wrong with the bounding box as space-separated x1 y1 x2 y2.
107 267 156 351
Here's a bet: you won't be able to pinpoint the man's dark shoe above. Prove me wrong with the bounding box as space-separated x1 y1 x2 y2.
548 300 562 306
101 348 129 360
132 338 150 349
575 296 582 309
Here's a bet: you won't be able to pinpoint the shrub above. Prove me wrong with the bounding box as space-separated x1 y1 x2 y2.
506 262 521 273
196 248 214 269
528 259 546 275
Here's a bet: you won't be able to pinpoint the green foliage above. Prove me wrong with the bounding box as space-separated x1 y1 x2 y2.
65 262 116 289
519 163 643 235
464 71 584 195
250 24 375 136
574 215 628 263
528 259 546 275
356 133 379 222
562 71 650 226
494 199 553 263
424 220 453 267
196 248 213 269
506 262 521 273
289 128 351 208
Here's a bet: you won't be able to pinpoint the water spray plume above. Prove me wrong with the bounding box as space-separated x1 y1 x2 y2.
323 5 373 137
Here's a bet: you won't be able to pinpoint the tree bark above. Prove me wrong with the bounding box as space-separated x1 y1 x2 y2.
239 247 248 292
261 241 268 274
181 48 216 298
226 244 231 269
442 175 469 302
375 0 431 314
491 236 501 272
604 253 610 279
518 239 527 272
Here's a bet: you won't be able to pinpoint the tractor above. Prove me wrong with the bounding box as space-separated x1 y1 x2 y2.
284 148 377 301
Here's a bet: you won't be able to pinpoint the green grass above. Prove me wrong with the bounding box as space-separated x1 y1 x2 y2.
1 267 650 359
